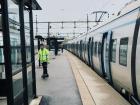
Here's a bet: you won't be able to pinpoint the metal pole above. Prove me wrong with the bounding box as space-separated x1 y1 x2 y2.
48 22 50 50
95 12 97 22
2 0 14 105
36 15 41 66
38 38 41 66
36 15 38 36
19 0 28 104
29 0 37 98
87 14 89 33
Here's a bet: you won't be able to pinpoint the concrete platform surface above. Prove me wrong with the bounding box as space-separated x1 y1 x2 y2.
66 51 131 105
35 51 82 105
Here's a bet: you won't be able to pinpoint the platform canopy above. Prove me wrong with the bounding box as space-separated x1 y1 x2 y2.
12 0 42 10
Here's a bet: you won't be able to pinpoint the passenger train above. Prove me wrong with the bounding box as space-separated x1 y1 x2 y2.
65 1 140 104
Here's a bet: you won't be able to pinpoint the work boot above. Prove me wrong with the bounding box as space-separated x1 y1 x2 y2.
41 75 45 79
44 74 49 77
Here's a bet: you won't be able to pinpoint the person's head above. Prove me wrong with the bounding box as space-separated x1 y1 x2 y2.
46 45 49 49
40 44 44 49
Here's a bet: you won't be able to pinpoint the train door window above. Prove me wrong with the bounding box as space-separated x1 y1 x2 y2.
78 42 79 51
92 38 94 55
94 42 97 56
94 42 96 56
84 42 86 52
88 38 91 52
119 37 128 66
98 42 101 55
80 40 82 50
111 39 117 62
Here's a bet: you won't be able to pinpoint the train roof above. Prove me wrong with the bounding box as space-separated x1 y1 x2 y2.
117 0 140 16
88 0 140 33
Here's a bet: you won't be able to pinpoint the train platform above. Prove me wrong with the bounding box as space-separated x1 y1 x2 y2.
32 50 131 105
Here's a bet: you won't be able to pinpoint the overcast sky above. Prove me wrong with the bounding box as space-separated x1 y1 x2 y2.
33 0 132 37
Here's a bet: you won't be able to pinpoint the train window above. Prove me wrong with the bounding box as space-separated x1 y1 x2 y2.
111 39 117 62
119 38 128 66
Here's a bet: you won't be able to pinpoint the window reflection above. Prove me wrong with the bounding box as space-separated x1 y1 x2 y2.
8 0 19 22
8 0 22 71
24 9 33 101
111 39 117 62
24 10 31 63
0 46 5 79
12 72 23 98
27 66 33 101
0 97 7 105
0 12 5 79
0 3 1 9
119 38 128 66
0 4 5 79
8 1 23 104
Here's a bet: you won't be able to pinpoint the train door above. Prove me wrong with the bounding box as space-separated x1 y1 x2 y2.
85 38 89 63
76 42 78 55
81 40 85 61
88 38 91 65
102 31 113 84
83 38 86 61
135 14 140 101
91 37 94 68
82 40 85 61
136 36 140 101
80 40 82 59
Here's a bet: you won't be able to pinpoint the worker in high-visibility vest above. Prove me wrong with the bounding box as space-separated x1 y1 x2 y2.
38 44 49 78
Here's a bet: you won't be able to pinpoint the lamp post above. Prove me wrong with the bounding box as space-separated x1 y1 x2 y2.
48 22 51 50
36 15 38 36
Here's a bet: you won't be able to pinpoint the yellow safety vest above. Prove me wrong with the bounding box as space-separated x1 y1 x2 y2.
38 48 49 63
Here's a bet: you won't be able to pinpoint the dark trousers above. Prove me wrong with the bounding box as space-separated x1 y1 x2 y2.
42 62 48 75
61 48 63 53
